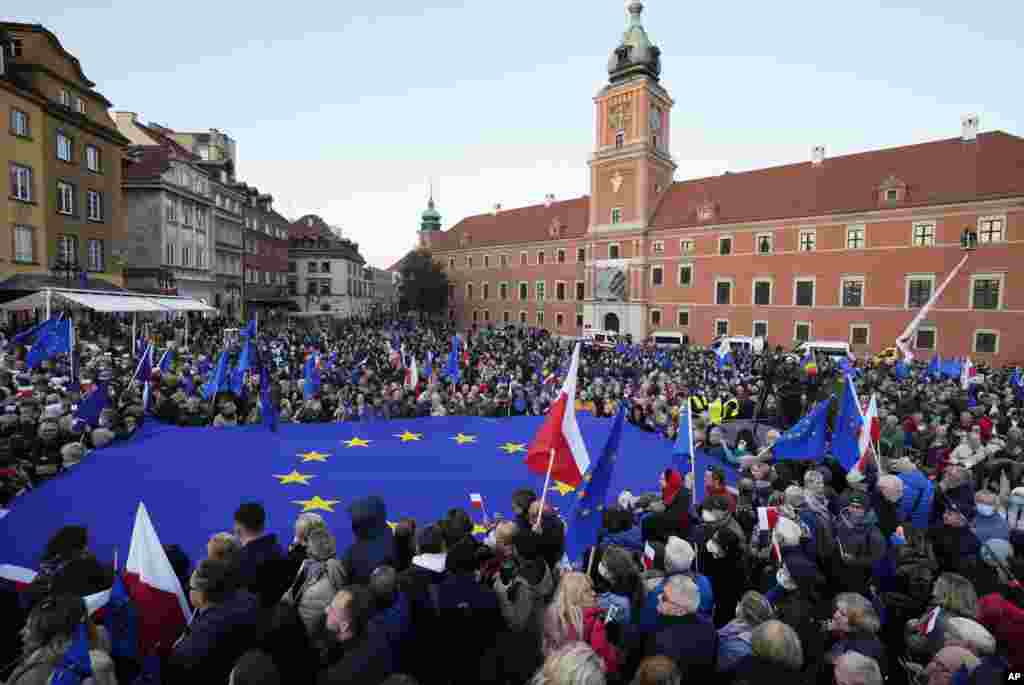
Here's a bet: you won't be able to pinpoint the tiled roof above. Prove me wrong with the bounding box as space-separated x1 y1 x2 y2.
288 215 365 263
431 196 591 251
123 123 201 181
650 131 1024 229
424 131 1024 249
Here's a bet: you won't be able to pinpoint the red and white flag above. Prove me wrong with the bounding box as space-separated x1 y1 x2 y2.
469 493 484 509
404 356 419 390
643 542 656 570
960 357 977 390
0 564 110 615
124 502 189 654
525 342 591 488
920 606 942 635
757 506 779 534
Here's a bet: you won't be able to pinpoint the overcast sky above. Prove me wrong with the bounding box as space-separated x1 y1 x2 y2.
15 1 1023 268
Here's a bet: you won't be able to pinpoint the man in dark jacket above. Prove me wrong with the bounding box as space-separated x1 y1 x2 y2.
396 524 447 685
170 559 264 684
342 496 397 585
645 574 717 681
319 585 393 685
233 502 289 607
834 494 886 594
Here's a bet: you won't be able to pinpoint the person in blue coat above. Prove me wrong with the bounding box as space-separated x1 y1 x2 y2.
342 495 397 585
890 457 934 530
233 502 288 608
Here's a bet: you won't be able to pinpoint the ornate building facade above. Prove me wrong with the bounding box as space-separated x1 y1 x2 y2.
420 2 1024 363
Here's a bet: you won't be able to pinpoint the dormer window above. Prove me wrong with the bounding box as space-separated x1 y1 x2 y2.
697 203 716 222
878 175 906 205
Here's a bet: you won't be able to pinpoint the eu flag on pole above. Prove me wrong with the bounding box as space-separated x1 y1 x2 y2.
259 364 278 432
9 319 50 349
715 341 732 370
303 354 321 400
926 354 941 378
771 397 831 462
230 339 254 397
563 404 625 564
26 319 71 370
672 401 694 476
444 335 462 384
832 376 864 471
895 359 910 380
240 319 256 338
201 351 230 400
1012 368 1024 400
158 349 174 374
76 380 110 428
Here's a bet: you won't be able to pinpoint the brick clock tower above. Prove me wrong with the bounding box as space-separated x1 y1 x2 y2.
585 1 676 340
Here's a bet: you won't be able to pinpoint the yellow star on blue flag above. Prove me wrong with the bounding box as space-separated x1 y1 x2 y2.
292 495 340 512
298 450 330 462
499 442 526 454
344 437 372 448
395 431 423 442
273 470 315 485
452 433 477 445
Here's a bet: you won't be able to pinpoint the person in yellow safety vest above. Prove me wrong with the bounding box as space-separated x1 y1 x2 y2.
689 393 708 416
722 397 740 422
708 397 724 426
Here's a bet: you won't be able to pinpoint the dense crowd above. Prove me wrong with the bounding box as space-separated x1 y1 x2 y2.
1 312 1023 685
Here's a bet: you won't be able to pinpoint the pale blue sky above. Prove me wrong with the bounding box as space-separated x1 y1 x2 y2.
14 1 1023 268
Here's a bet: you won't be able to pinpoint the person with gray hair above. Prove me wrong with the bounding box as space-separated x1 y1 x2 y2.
943 617 996 657
728 619 804 682
834 650 883 685
644 574 717 680
281 526 347 642
530 642 606 685
826 593 886 673
717 590 774 672
286 511 328 576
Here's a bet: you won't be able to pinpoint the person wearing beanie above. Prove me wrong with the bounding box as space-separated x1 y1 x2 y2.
638 536 714 632
834 493 886 594
928 504 982 576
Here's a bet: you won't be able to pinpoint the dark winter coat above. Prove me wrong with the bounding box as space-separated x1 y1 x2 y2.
235 533 289 608
728 655 806 685
645 613 718 681
316 628 394 685
169 590 264 684
342 496 396 585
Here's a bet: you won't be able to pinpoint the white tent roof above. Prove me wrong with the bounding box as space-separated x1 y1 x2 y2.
0 288 217 313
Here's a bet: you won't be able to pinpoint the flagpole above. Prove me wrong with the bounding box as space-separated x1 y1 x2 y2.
535 448 556 532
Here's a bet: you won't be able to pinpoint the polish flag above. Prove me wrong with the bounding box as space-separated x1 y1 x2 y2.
920 606 942 635
643 542 656 570
469 493 484 509
757 506 779 534
852 392 880 476
0 564 111 614
525 342 591 488
124 503 189 655
404 356 419 390
960 357 977 390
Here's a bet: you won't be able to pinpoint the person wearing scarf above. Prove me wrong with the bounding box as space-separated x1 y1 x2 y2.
641 468 691 544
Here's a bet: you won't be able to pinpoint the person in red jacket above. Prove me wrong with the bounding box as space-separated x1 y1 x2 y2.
976 593 1024 672
542 571 621 676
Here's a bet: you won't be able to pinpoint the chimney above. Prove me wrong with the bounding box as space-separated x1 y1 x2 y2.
492 203 502 215
544 193 555 208
811 145 826 166
961 114 979 142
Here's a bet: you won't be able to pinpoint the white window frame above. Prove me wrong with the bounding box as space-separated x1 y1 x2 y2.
718 234 734 256
59 89 71 107
575 280 585 301
482 309 490 322
56 181 74 215
680 239 694 254
520 251 528 266
472 310 479 323
969 273 1004 311
677 309 690 327
536 310 544 326
86 190 102 221
537 250 546 265
972 329 1000 355
58 234 78 264
56 131 72 162
714 318 730 336
755 232 774 255
519 311 528 324
752 277 773 306
885 188 899 203
87 239 104 271
914 325 937 351
652 240 664 254
13 225 33 263
11 163 32 201
556 312 565 328
557 248 566 264
753 320 768 339
911 220 936 247
794 321 812 343
535 280 546 302
503 311 511 324
714 277 734 306
651 265 664 287
977 215 1006 244
482 282 490 300
611 207 622 225
500 254 509 268
650 308 662 326
448 257 455 269
483 254 491 268
608 242 620 260
793 276 816 307
554 280 567 301
678 263 694 287
798 229 817 252
846 223 866 250
466 282 474 300
499 281 509 301
905 274 936 309
465 255 472 268
576 246 586 263
840 275 865 308
11 108 29 137
849 323 871 347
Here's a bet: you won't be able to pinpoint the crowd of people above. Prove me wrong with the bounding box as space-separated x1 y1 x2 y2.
1 311 1023 685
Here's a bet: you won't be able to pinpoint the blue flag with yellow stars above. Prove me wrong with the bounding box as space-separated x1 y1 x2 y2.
771 397 831 462
563 404 625 564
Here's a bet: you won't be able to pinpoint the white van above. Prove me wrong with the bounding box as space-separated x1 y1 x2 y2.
583 330 623 349
794 340 854 361
712 335 764 354
650 331 685 348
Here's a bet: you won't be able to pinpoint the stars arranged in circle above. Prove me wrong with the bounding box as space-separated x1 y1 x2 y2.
292 495 341 513
394 431 423 442
499 442 527 454
273 470 315 485
298 450 331 463
452 433 477 445
343 437 372 448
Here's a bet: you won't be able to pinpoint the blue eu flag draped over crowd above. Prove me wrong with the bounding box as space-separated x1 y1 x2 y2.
26 318 71 370
563 404 625 565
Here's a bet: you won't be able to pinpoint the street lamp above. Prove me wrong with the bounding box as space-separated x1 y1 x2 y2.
51 256 83 286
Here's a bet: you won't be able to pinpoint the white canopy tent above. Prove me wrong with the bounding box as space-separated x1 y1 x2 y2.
0 287 217 350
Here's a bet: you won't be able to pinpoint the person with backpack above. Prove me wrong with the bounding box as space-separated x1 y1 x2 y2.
280 526 347 647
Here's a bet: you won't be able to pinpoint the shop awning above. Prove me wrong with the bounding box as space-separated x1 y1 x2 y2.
0 288 216 313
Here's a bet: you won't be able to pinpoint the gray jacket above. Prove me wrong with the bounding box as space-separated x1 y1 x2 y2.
282 557 348 638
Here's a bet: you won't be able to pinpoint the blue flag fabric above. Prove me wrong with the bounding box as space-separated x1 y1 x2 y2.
1013 368 1024 400
926 355 941 378
9 319 50 348
240 319 257 338
201 351 230 400
715 343 732 370
445 335 462 384
76 380 109 428
231 340 254 398
158 349 174 374
134 344 153 384
26 319 71 370
303 354 321 400
563 405 626 564
672 404 693 474
942 358 962 379
771 398 831 462
51 622 92 685
833 376 864 471
894 359 910 380
102 573 137 661
182 375 195 397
